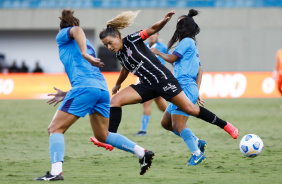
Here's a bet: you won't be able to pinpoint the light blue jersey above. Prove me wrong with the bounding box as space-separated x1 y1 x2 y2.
146 42 169 66
172 37 200 87
56 27 108 91
56 27 109 117
167 37 200 117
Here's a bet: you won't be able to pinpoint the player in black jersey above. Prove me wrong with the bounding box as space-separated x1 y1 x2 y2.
99 11 239 141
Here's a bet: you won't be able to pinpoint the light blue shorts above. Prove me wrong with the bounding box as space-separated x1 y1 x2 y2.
166 84 198 117
58 87 110 118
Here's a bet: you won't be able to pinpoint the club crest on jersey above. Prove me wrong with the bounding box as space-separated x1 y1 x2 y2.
126 47 132 57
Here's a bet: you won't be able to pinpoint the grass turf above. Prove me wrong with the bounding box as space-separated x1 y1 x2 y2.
0 98 282 184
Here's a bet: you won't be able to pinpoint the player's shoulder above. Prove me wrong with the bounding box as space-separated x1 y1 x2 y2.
56 27 72 42
180 37 194 44
127 30 142 40
178 37 196 48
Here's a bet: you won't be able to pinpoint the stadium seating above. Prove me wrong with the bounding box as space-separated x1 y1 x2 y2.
0 0 282 9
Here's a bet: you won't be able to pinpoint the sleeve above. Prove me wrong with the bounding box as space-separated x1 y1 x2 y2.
56 27 73 45
172 38 192 59
127 30 149 42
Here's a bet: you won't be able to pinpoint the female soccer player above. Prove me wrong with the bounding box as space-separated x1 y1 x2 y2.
99 10 239 151
35 9 154 181
135 33 168 136
151 9 207 165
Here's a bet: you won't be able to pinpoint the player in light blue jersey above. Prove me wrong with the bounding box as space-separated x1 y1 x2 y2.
135 33 168 136
35 9 154 181
151 9 238 165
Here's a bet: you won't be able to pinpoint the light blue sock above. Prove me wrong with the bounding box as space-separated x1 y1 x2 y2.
106 132 137 154
180 128 199 153
173 130 199 144
49 133 65 164
173 129 181 137
141 115 150 131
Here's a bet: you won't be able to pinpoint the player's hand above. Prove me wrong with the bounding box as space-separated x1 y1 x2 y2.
83 53 105 68
197 96 205 107
165 10 175 22
151 48 160 55
91 57 105 68
47 87 66 106
112 84 121 95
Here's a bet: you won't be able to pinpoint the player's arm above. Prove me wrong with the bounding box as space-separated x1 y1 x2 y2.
196 65 205 106
112 67 130 95
151 48 178 63
70 27 104 68
140 11 175 39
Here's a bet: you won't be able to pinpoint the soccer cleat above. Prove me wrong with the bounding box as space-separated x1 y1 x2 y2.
34 171 64 181
90 137 114 151
198 139 207 153
139 150 154 175
224 122 239 139
134 131 147 137
188 152 206 166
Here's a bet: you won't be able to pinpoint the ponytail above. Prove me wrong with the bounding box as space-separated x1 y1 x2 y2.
167 9 200 52
99 11 140 40
59 9 80 29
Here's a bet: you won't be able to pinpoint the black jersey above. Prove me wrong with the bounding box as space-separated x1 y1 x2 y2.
116 30 174 85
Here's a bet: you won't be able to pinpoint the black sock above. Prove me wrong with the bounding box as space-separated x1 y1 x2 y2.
197 106 227 129
108 107 122 133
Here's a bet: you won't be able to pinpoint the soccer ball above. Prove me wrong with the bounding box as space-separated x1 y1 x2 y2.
239 134 264 158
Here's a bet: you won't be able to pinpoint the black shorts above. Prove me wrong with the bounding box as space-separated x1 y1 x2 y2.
130 77 182 103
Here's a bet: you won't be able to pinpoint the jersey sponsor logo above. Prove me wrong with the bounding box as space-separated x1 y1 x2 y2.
126 47 133 57
132 61 144 74
163 83 177 92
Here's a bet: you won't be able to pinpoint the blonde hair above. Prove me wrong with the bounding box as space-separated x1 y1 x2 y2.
100 10 140 40
107 10 140 29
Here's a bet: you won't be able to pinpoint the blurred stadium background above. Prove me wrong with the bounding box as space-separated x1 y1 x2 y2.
0 0 282 98
1 1 282 183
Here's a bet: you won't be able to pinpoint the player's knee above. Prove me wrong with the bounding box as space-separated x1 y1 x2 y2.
48 126 55 135
184 105 198 116
48 124 65 135
110 96 122 107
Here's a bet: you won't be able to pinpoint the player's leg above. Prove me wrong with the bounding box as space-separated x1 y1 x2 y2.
89 110 154 175
154 96 167 112
135 99 153 136
162 104 206 153
161 107 182 136
169 91 238 139
35 110 79 181
171 114 205 165
109 85 148 133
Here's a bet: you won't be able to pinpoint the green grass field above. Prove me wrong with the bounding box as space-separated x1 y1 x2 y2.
1 99 282 184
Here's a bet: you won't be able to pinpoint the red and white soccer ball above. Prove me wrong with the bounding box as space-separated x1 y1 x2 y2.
239 134 264 158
